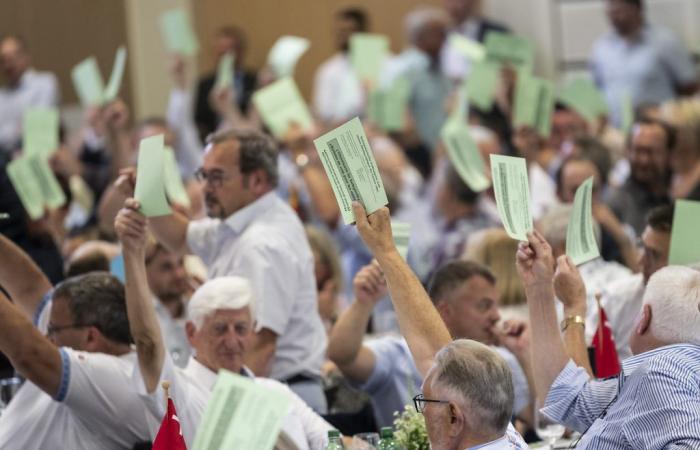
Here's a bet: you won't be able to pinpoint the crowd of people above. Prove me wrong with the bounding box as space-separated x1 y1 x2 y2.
0 0 699 449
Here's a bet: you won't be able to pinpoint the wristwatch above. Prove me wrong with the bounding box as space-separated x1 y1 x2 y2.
295 153 310 171
560 315 585 332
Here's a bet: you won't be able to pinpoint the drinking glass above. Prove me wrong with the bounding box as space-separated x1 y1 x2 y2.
535 399 565 449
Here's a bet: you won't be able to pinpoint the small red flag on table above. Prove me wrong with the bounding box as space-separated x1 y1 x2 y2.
152 381 187 450
592 295 621 378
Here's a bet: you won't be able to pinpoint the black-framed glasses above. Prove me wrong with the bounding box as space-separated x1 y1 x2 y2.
413 393 450 414
194 168 233 188
47 323 94 336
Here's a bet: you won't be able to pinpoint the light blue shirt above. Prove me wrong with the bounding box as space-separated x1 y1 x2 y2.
543 344 700 449
590 24 697 126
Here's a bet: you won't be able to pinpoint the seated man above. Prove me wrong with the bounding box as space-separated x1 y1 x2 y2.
350 203 528 449
328 259 532 429
516 230 700 448
116 199 334 449
0 235 157 449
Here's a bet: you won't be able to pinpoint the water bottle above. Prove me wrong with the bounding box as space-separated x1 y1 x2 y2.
377 427 402 450
325 429 345 450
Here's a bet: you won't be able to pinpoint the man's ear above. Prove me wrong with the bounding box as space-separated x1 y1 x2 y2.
185 321 197 347
84 326 102 351
448 402 465 437
635 304 652 336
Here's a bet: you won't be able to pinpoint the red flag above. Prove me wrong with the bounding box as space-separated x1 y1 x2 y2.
152 398 187 450
592 305 621 378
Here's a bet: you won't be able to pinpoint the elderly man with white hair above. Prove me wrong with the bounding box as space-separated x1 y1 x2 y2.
517 230 700 449
351 202 528 449
115 199 334 450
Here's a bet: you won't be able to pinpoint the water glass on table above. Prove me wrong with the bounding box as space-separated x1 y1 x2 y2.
535 398 565 449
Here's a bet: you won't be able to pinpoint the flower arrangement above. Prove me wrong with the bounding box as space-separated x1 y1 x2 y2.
393 405 429 450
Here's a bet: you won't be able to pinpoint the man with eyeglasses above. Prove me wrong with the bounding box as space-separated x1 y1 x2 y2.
350 202 528 449
0 235 157 449
136 128 328 413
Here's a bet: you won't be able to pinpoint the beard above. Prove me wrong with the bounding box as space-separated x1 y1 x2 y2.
205 194 226 219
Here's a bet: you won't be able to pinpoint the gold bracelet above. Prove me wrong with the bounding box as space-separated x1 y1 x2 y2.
560 315 585 333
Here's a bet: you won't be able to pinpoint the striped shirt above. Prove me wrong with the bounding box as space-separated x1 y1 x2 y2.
542 344 700 449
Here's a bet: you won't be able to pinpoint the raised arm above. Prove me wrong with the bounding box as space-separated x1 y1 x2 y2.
515 231 570 401
327 261 387 383
0 234 53 319
352 203 451 376
115 198 166 393
0 291 62 396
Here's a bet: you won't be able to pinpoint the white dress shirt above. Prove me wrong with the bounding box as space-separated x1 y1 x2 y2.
135 354 332 449
441 18 481 81
187 192 327 381
0 69 60 151
312 53 364 124
166 88 204 178
153 297 191 368
529 162 558 220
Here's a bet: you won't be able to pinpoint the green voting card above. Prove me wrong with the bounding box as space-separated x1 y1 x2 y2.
566 177 600 265
252 77 314 138
513 72 554 138
192 370 291 450
368 77 411 132
267 35 310 78
484 31 533 69
313 117 388 225
451 84 469 123
103 46 127 103
159 8 199 56
23 108 59 157
163 146 191 208
215 53 235 90
350 33 389 85
558 78 607 123
465 60 500 112
441 120 491 193
490 154 532 241
621 91 634 135
392 222 411 260
669 200 700 265
71 56 105 107
7 157 44 220
29 156 66 209
449 33 486 62
134 134 172 217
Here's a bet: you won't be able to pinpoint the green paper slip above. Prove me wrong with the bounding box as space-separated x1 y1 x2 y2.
669 200 700 265
163 146 191 208
465 60 500 112
103 46 127 103
490 155 533 241
350 33 389 84
71 56 105 107
134 134 172 217
267 35 310 78
23 108 59 157
513 72 554 138
620 91 634 135
484 31 533 69
313 117 388 225
449 33 486 62
392 222 411 260
159 8 199 56
192 370 291 450
441 121 491 193
368 77 411 132
215 53 235 90
6 157 44 220
558 78 607 122
28 156 66 209
252 77 314 138
566 177 600 265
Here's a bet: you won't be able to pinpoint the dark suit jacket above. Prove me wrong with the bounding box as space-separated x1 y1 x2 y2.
194 69 257 141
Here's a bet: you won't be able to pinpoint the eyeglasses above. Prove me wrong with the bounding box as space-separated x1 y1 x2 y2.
194 168 234 188
413 393 450 414
47 323 94 336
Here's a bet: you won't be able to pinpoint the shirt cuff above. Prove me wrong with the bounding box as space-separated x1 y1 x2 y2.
33 290 53 327
541 360 589 423
54 347 72 402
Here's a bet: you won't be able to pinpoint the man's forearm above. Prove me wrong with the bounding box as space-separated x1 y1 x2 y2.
562 306 593 376
123 251 166 393
526 284 570 401
327 301 373 365
0 234 52 319
150 212 191 256
374 250 452 377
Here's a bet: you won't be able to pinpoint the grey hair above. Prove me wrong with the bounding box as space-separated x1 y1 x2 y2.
538 203 601 250
53 272 132 345
187 276 254 329
404 7 449 44
644 266 700 345
206 128 279 187
431 339 514 435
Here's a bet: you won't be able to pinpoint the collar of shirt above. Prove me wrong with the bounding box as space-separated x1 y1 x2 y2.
184 356 256 391
465 435 508 450
223 191 277 234
622 343 700 375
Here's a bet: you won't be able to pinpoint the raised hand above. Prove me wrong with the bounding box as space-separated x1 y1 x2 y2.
114 167 136 198
494 319 530 359
554 255 587 316
515 230 555 289
352 202 397 258
114 198 147 254
353 261 387 307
